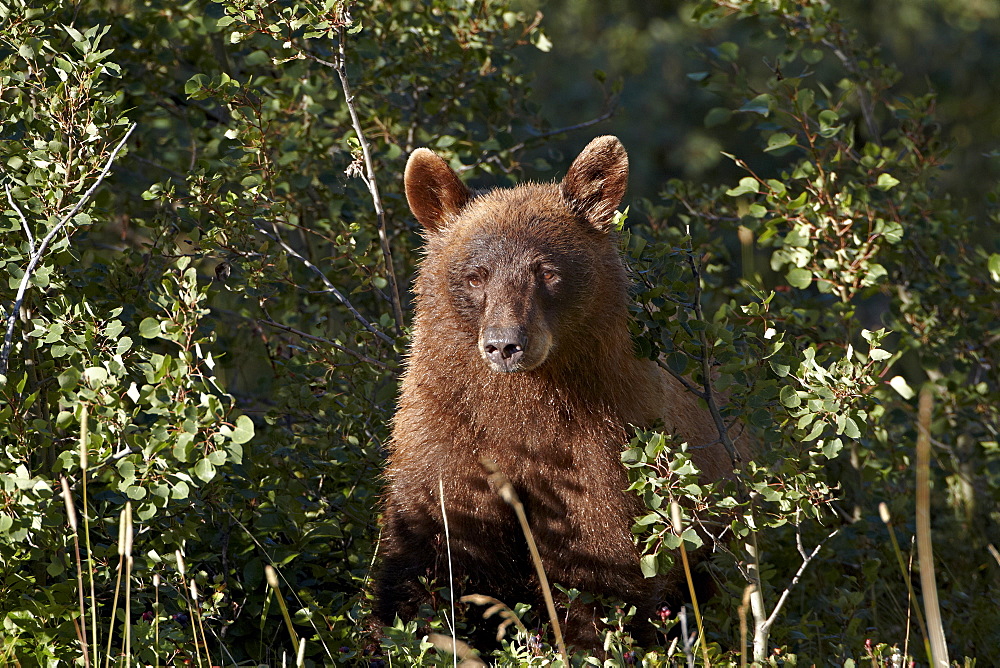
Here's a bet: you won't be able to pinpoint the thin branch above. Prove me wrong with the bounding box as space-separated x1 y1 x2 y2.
304 30 405 335
762 527 840 630
1 123 136 377
252 223 394 346
685 240 743 467
257 318 390 370
6 183 34 251
454 107 617 174
655 357 707 399
821 35 880 144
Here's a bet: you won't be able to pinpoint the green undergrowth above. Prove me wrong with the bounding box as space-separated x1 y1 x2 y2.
0 0 997 665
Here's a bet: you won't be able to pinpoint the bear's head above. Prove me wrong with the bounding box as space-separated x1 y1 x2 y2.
405 136 629 374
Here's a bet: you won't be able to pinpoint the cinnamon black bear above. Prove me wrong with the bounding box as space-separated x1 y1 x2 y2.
375 136 746 650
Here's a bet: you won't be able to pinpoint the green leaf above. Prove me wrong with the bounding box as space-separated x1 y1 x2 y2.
717 41 739 62
726 177 760 197
171 480 190 500
869 348 891 361
666 352 688 375
802 48 824 64
780 385 801 408
194 458 216 483
116 336 133 355
804 420 825 442
769 360 791 377
818 109 840 127
988 253 1000 282
184 73 210 96
889 375 915 399
139 317 160 339
639 554 658 578
786 267 812 289
704 107 731 128
739 93 774 116
681 527 704 549
765 132 797 152
875 173 900 191
231 414 254 445
822 438 844 458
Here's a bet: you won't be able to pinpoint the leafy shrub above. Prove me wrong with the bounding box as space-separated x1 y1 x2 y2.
0 0 996 665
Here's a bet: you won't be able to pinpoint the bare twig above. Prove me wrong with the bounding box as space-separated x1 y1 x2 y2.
684 235 742 468
454 108 617 174
1 123 136 377
655 358 707 399
761 527 840 631
305 29 405 335
6 182 34 251
256 318 390 369
252 223 394 346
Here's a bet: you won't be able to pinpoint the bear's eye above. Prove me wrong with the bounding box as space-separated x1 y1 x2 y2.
467 270 486 288
540 268 558 283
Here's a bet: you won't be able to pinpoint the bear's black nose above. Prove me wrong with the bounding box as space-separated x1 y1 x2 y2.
482 327 527 371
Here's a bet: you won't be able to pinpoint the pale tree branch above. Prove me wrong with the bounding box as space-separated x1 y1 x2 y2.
339 51 405 331
296 32 405 335
1 123 136 378
252 222 394 346
762 526 840 632
454 107 617 175
684 232 742 468
256 317 390 370
6 183 34 251
320 28 406 336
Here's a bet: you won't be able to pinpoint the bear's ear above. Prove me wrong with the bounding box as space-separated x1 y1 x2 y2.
560 135 629 233
404 148 471 234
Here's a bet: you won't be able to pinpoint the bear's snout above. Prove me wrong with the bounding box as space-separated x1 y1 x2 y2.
481 326 528 372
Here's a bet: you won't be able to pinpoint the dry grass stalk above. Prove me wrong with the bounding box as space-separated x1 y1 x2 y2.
738 585 753 668
480 458 568 663
879 501 930 662
671 502 710 667
79 406 99 668
175 550 205 668
915 387 950 667
460 594 530 642
428 634 487 667
266 564 301 661
60 475 91 668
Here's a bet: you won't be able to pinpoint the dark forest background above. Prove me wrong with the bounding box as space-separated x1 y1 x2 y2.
1 0 997 665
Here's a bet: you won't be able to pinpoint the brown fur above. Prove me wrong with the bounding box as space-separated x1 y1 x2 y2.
375 136 748 650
